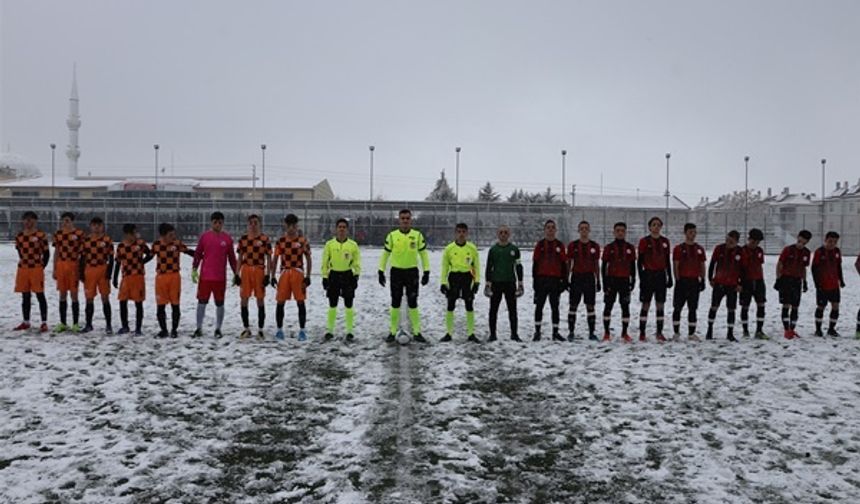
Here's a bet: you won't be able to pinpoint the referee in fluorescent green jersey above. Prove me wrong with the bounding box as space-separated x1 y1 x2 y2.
321 218 361 342
378 209 431 343
440 223 481 343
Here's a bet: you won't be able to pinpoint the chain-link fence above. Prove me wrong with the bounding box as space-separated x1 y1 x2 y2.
0 198 856 253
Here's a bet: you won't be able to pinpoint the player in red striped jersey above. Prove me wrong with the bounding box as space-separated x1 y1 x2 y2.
739 228 768 339
775 230 812 339
566 221 601 341
811 231 845 337
706 230 744 341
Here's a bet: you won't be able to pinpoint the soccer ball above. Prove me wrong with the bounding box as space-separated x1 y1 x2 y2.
396 330 411 345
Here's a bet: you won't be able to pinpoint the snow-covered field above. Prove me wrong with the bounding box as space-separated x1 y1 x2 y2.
2 242 860 503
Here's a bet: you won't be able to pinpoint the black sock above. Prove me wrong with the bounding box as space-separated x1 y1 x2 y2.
258 305 265 329
276 303 285 328
790 307 799 329
856 308 860 333
298 302 306 329
37 293 47 322
241 306 250 328
603 304 612 333
707 307 717 332
59 300 68 325
621 304 630 334
756 305 765 333
135 302 144 332
781 306 790 330
587 309 596 335
639 308 648 335
85 301 94 326
656 308 665 334
672 310 681 335
120 301 129 329
727 310 736 334
71 302 80 325
740 306 750 333
815 306 824 333
22 293 31 321
157 305 167 332
171 305 180 331
829 309 839 332
103 301 112 328
568 310 576 334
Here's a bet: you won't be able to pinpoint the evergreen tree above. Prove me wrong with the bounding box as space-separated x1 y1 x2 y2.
478 182 501 202
426 171 457 201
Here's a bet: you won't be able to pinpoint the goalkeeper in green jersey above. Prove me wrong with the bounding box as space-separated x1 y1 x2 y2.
440 223 481 343
485 225 524 342
321 218 361 342
378 209 431 343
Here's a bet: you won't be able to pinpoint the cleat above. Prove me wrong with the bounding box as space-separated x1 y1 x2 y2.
257 330 265 340
440 334 453 342
324 332 334 341
510 334 523 342
705 330 714 340
602 333 611 342
170 330 179 338
783 329 794 340
412 333 428 344
533 331 542 342
567 333 576 342
53 323 68 334
827 329 841 337
345 333 354 343
622 334 633 344
69 324 81 333
297 329 307 342
742 330 751 338
275 329 286 341
80 324 94 334
754 331 769 340
672 333 682 342
727 334 738 342
105 325 113 335
552 331 565 342
117 327 130 335
791 330 800 339
467 334 481 344
214 329 223 339
588 333 599 341
191 328 203 338
639 333 647 343
134 329 143 336
156 330 169 339
240 328 252 339
39 323 49 333
814 330 824 337
13 322 31 331
385 333 396 344
688 334 701 342
488 334 498 342
655 333 667 343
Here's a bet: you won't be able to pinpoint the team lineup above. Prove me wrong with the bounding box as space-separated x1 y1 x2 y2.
10 208 860 343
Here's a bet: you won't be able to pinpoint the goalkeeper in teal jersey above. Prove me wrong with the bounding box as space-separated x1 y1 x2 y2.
378 209 431 343
321 218 361 342
440 223 481 343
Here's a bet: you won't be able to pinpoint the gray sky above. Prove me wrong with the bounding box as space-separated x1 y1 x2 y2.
2 0 859 202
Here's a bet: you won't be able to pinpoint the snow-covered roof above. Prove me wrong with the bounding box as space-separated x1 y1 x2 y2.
572 193 690 210
0 175 328 191
0 152 42 179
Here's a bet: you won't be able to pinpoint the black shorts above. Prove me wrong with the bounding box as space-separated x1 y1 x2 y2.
711 284 738 309
672 278 700 310
816 288 841 306
327 271 356 300
570 273 597 306
604 277 631 305
639 270 667 303
534 276 564 306
390 267 419 300
740 279 766 306
778 277 802 307
446 272 475 301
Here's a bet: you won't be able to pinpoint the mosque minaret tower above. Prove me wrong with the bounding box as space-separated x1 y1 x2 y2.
65 64 81 178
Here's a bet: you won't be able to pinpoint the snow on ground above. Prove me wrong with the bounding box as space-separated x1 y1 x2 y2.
1 242 860 503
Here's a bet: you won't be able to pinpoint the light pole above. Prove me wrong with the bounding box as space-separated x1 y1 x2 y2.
821 158 826 241
369 145 375 201
561 149 567 204
252 164 257 200
664 152 671 224
260 144 266 199
154 144 160 191
154 144 160 239
744 155 750 231
50 144 56 199
455 147 461 202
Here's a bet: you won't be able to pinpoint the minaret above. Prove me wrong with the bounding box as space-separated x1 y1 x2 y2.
65 64 81 178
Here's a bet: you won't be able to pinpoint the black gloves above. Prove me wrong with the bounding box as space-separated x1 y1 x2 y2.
773 278 782 291
802 279 808 293
232 274 241 287
322 278 329 291
628 278 635 291
471 282 480 295
698 279 706 292
271 275 279 288
666 274 674 289
441 284 449 295
559 278 569 292
378 271 386 287
304 276 311 287
353 274 359 288
421 270 430 286
263 275 270 288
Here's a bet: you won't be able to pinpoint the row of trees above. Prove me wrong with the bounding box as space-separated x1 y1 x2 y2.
425 171 560 203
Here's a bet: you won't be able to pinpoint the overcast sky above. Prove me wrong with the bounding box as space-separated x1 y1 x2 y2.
1 0 859 202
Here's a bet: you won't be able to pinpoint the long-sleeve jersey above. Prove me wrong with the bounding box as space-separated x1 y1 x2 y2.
441 241 480 286
709 244 744 286
485 243 523 283
778 245 810 279
638 235 671 277
567 240 600 275
602 239 636 280
811 246 843 291
533 239 567 278
193 230 238 281
673 243 706 280
378 229 430 272
321 237 361 277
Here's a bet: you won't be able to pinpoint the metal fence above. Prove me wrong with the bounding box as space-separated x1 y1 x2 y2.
0 198 856 253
